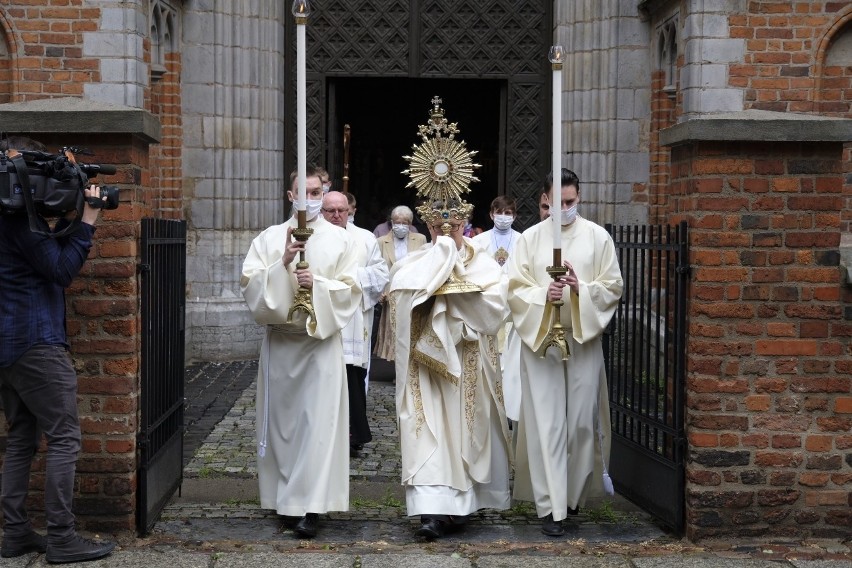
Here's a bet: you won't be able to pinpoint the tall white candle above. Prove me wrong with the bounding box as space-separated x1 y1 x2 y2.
294 2 309 210
549 45 564 250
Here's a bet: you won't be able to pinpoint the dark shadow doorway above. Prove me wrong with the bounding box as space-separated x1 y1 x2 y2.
327 77 506 234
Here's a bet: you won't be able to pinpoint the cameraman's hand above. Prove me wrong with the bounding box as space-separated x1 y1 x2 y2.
81 185 105 226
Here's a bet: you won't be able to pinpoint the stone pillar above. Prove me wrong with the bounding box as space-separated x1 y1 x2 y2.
0 98 160 532
661 111 852 539
556 0 651 226
181 0 287 361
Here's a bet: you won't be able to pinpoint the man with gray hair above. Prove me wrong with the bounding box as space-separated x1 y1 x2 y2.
321 191 389 457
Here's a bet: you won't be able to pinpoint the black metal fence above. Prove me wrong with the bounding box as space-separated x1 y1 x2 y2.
137 218 186 535
604 221 689 534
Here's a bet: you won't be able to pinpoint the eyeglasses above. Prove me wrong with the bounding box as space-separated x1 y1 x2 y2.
321 208 348 215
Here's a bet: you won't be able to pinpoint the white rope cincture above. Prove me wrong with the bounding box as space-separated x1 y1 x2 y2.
596 398 614 495
258 328 271 458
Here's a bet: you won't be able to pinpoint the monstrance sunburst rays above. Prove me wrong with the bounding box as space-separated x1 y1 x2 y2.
403 137 479 203
402 96 481 225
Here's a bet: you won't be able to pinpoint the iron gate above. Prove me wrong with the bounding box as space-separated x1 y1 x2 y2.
137 218 186 535
604 221 689 535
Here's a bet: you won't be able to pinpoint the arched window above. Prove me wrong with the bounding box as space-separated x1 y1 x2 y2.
657 17 678 94
821 21 852 115
0 31 11 103
149 0 180 82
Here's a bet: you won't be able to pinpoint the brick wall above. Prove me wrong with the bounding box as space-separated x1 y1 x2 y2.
147 51 183 220
649 68 676 225
666 139 851 539
0 0 101 100
728 2 851 114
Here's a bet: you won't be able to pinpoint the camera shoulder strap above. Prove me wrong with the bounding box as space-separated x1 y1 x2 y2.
10 153 83 239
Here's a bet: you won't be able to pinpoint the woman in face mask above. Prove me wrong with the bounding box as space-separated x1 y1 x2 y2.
373 205 427 363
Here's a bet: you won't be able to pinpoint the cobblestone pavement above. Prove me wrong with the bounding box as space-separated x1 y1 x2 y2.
145 362 851 564
183 368 402 481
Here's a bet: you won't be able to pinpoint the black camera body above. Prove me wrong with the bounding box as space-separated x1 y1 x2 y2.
0 147 119 216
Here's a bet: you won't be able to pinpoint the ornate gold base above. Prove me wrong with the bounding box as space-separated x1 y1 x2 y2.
286 224 315 323
538 264 570 360
287 283 315 322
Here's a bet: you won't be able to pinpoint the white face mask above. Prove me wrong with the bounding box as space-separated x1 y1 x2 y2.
347 214 355 224
392 223 409 239
561 204 578 226
305 198 323 220
321 183 331 194
493 214 514 231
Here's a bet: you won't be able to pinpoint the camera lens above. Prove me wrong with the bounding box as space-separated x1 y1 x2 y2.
101 186 120 210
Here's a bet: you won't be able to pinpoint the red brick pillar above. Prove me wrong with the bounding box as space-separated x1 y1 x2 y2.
0 99 161 533
661 113 852 540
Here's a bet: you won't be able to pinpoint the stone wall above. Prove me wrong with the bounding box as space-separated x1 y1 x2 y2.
555 1 651 226
181 0 286 361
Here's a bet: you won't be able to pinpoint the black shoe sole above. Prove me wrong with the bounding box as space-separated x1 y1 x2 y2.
46 546 115 564
415 526 442 540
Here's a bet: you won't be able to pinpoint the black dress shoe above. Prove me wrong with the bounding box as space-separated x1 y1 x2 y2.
294 513 319 538
567 505 579 515
415 516 445 540
541 513 565 537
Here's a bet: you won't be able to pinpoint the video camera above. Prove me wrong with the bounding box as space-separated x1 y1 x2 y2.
0 146 119 217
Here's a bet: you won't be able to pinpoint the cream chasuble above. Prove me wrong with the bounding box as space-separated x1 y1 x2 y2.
508 216 623 521
390 237 512 516
241 215 361 516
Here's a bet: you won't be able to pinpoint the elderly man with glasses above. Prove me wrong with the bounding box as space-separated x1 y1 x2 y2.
322 191 389 458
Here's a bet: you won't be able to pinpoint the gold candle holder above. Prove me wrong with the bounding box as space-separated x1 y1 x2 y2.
287 210 315 322
538 253 570 360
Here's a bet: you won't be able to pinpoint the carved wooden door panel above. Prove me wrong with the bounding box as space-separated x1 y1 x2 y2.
285 0 551 230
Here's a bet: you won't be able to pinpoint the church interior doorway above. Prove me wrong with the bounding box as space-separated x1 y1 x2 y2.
327 77 506 235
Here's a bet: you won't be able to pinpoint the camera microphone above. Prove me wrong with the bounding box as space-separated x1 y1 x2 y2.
93 164 117 175
79 163 117 176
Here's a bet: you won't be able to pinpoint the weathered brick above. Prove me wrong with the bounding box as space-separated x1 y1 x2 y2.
692 450 751 467
806 454 843 470
757 489 800 506
755 451 804 467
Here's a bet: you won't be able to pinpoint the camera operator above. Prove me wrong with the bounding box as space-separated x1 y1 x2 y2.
0 137 116 563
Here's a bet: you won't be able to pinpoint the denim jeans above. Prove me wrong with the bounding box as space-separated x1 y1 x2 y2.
0 344 81 543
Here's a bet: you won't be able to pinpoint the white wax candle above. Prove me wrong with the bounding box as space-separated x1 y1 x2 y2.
551 58 562 250
296 19 307 210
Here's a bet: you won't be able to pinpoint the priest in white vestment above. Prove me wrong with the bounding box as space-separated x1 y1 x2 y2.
391 210 511 540
241 168 361 539
508 168 623 537
321 191 389 457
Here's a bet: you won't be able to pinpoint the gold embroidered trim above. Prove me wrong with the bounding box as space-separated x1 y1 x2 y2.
461 339 479 436
407 296 435 436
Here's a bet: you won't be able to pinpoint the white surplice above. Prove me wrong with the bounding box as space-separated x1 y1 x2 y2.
390 236 511 516
471 227 523 421
341 224 389 380
508 216 623 521
241 215 361 516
